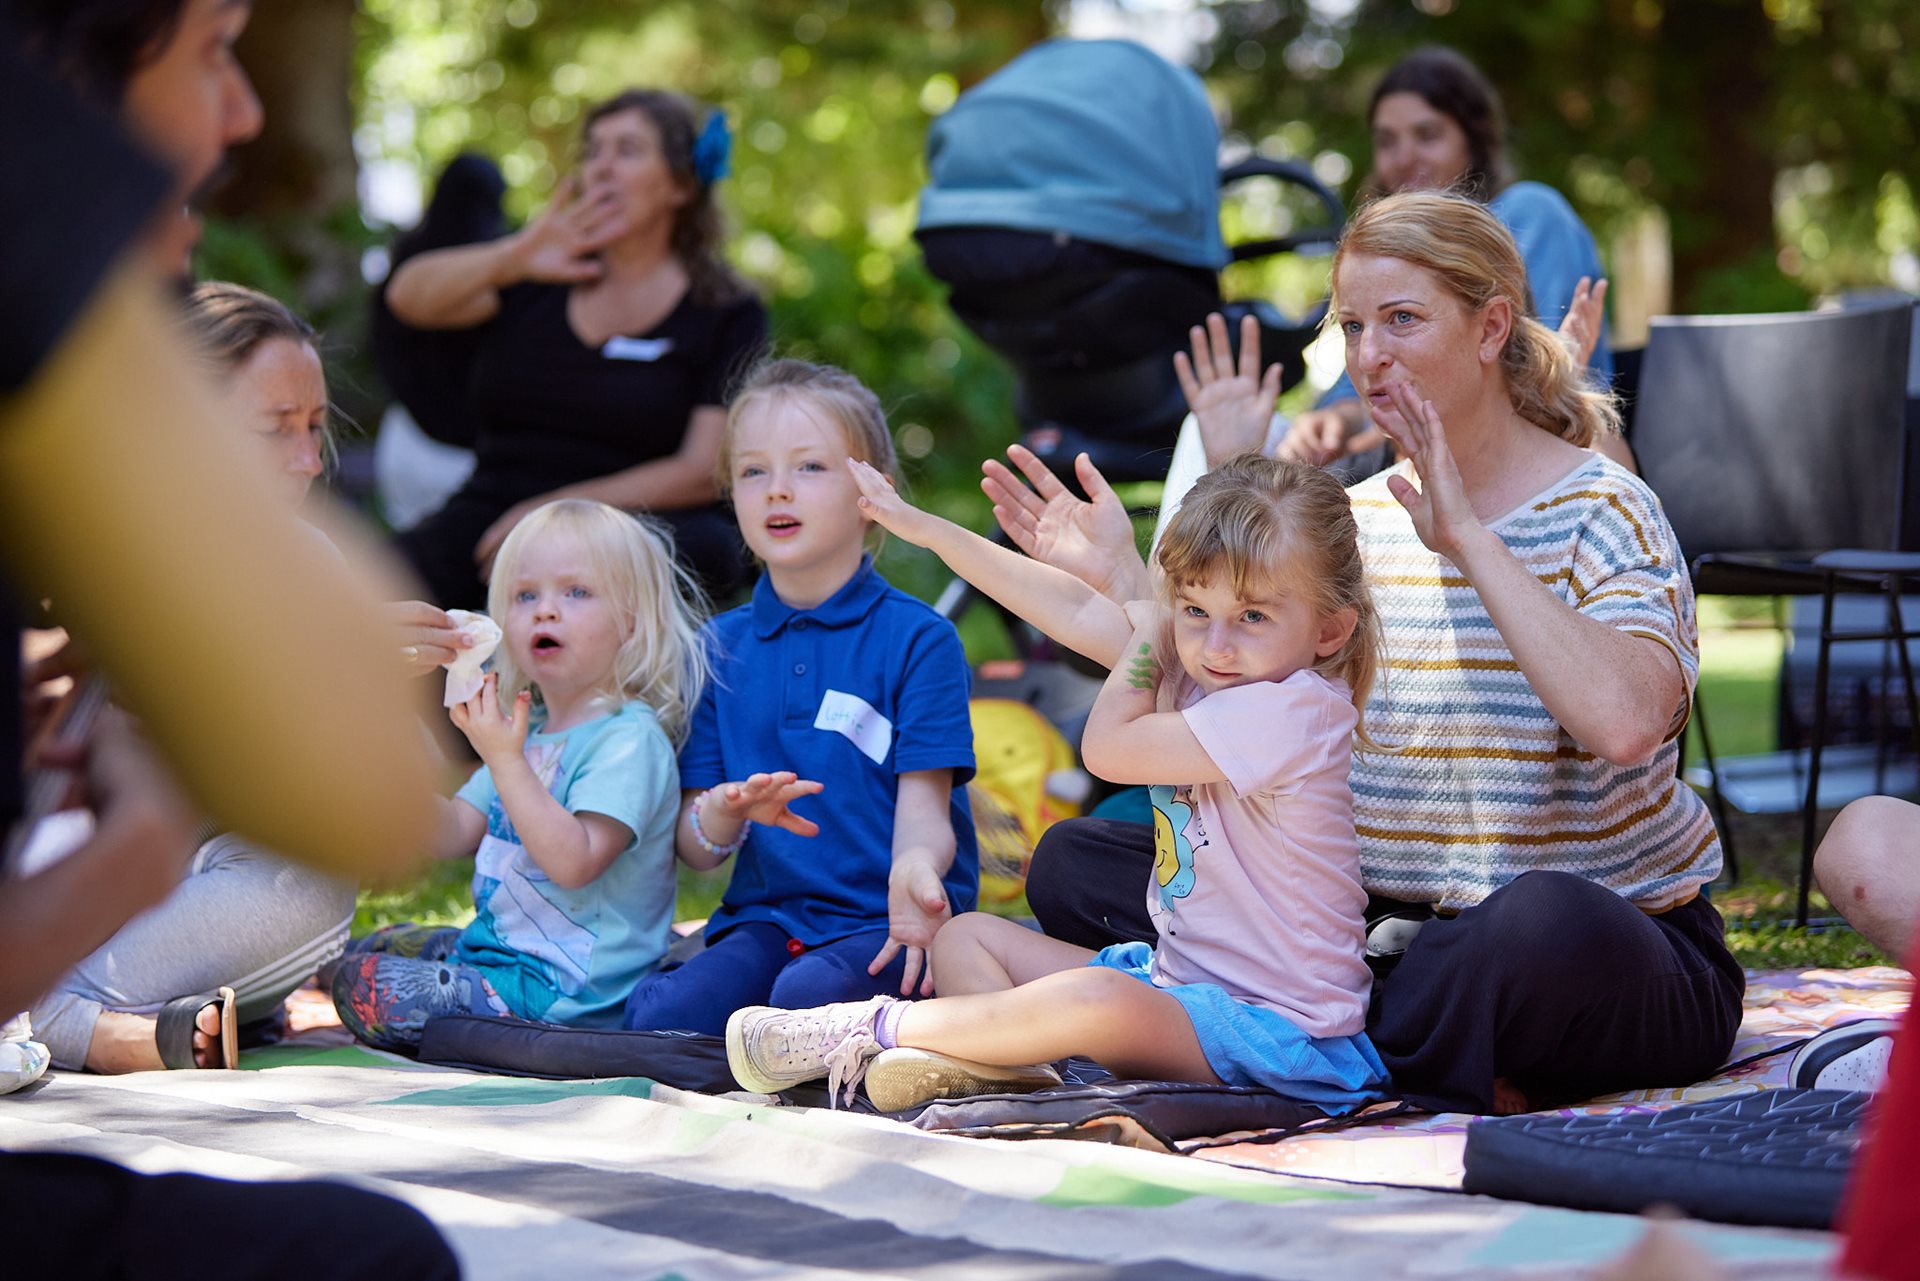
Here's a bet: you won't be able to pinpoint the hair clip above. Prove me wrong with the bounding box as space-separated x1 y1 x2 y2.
693 111 732 185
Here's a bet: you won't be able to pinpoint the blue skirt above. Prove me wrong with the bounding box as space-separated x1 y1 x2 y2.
1089 942 1390 1112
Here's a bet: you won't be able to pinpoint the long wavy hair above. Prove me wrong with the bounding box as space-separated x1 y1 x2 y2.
486 499 710 745
1154 454 1385 749
1332 191 1619 447
583 89 751 309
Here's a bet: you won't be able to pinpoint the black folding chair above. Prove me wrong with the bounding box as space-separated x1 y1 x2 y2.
1634 298 1919 925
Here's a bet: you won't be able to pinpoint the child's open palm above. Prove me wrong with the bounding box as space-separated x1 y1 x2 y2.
1173 312 1282 464
712 771 825 837
869 862 950 996
450 672 530 767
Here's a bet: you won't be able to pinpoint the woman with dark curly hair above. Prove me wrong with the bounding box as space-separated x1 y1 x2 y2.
389 89 767 606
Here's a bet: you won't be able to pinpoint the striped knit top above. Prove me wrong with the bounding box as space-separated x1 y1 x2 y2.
1348 453 1720 910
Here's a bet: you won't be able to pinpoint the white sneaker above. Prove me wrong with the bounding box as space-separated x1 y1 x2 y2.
726 997 898 1106
0 1014 50 1095
1789 1018 1901 1093
864 1047 1062 1113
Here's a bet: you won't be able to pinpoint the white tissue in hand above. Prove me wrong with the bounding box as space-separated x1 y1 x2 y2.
442 608 503 707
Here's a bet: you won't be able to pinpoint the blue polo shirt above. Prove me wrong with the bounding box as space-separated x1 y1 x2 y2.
680 557 978 945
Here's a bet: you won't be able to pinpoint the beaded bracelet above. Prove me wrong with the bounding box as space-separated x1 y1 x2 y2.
690 788 751 859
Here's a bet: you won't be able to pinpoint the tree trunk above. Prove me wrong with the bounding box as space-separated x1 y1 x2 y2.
219 0 359 218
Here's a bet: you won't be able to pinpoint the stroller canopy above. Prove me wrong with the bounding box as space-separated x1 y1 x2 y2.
916 39 1228 271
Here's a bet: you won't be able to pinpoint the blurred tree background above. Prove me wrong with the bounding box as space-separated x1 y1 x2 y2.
203 0 1919 595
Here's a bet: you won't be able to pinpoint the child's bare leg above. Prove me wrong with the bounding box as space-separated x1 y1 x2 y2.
897 966 1220 1083
929 912 1095 996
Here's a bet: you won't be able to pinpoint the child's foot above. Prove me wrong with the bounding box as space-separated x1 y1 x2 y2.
864 1047 1061 1113
726 996 898 1105
0 1015 50 1094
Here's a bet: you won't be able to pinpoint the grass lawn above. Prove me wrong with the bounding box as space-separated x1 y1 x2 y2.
355 594 1898 972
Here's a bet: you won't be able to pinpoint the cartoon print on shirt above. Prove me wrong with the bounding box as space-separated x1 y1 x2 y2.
1148 783 1202 934
470 736 594 999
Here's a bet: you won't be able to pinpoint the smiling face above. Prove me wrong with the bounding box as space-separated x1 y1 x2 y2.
1168 571 1350 696
223 337 326 508
729 395 874 607
501 530 628 711
579 107 690 243
1334 251 1509 438
1369 91 1472 194
121 0 264 274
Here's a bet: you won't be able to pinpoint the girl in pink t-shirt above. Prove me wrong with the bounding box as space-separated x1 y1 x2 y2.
724 453 1391 1113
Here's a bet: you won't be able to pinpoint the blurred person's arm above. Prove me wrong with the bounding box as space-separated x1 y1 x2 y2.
0 262 438 874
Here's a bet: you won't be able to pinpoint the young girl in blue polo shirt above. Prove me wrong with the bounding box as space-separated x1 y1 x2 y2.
622 359 978 1035
333 500 708 1051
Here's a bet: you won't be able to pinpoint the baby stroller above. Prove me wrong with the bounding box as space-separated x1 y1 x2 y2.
915 38 1345 759
916 37 1344 489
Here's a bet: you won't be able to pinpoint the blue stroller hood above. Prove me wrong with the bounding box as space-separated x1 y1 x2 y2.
916 39 1228 271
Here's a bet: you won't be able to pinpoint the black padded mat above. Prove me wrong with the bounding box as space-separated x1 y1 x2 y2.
1462 1088 1868 1229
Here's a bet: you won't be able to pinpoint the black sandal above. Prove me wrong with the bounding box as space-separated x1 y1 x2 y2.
155 986 237 1070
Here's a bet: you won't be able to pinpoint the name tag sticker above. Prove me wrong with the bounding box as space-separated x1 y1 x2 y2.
601 336 674 362
814 689 892 765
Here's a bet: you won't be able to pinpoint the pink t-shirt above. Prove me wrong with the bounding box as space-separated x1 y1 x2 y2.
1145 669 1372 1039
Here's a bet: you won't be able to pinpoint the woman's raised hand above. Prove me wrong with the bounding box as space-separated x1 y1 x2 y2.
503 174 621 286
981 444 1136 599
386 599 470 677
712 771 824 837
846 458 941 547
1376 382 1482 559
1557 276 1609 369
1173 312 1282 466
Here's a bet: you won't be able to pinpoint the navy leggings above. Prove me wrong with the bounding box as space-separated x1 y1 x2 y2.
622 921 913 1036
1026 816 1745 1115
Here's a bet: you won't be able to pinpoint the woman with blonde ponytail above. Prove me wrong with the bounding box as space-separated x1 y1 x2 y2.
1001 190 1739 1119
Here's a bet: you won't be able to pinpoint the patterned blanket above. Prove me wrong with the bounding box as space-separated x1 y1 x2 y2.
0 966 1896 1279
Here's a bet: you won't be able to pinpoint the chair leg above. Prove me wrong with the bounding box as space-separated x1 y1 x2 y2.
1691 692 1740 885
1798 583 1838 929
1888 579 1920 762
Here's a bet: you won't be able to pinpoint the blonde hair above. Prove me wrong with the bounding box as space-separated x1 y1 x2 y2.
178 280 337 467
1332 190 1619 447
485 499 710 744
719 357 902 552
1154 454 1385 747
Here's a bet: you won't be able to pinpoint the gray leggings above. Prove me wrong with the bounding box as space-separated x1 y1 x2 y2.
32 833 354 1069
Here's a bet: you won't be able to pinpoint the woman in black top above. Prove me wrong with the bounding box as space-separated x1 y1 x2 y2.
389 89 767 606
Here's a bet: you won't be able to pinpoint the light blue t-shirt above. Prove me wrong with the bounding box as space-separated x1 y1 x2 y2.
452 700 679 1026
1323 179 1613 407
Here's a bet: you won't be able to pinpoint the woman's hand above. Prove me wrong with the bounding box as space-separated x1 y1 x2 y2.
846 458 943 548
449 672 529 768
711 771 825 837
387 599 470 676
502 174 622 286
1274 401 1385 468
1557 276 1609 369
980 444 1139 600
1173 312 1282 466
474 498 542 579
1376 382 1484 560
868 860 950 997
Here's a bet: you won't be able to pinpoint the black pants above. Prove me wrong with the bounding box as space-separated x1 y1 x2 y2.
1027 817 1747 1114
397 490 748 610
6 1151 459 1280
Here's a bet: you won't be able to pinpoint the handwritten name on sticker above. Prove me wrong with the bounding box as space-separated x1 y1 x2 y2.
814 689 893 765
602 336 674 362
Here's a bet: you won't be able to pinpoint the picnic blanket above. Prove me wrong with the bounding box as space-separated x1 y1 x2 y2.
0 966 1897 1279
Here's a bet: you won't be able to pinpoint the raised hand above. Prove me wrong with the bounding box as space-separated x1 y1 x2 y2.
502 174 619 286
867 860 951 996
846 458 944 548
449 672 530 767
711 771 825 837
1557 276 1609 369
981 444 1139 600
1375 382 1482 559
1172 312 1282 466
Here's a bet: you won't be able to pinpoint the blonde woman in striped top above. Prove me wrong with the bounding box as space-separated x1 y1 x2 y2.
997 190 1742 1116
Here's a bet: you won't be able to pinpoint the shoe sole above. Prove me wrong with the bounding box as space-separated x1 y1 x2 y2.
725 1006 793 1095
1790 1018 1902 1093
865 1048 1059 1113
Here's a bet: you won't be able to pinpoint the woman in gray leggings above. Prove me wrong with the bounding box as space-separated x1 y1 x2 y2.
31 284 468 1072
